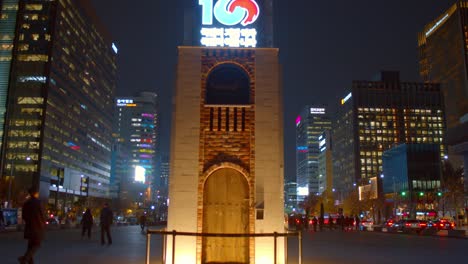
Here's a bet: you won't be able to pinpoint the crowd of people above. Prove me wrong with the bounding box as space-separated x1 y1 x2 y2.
291 214 363 232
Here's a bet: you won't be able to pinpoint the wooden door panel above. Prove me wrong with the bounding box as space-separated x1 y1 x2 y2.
202 169 249 263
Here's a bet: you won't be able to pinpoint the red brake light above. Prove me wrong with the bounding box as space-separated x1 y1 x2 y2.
420 223 427 227
451 223 455 227
440 224 444 227
405 223 411 227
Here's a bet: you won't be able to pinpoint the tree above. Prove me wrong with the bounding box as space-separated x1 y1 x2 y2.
342 189 360 217
300 194 320 217
441 161 464 226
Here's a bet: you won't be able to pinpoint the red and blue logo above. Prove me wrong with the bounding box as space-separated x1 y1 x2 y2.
200 0 260 27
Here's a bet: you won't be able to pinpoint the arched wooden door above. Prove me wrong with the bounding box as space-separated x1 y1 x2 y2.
202 168 249 263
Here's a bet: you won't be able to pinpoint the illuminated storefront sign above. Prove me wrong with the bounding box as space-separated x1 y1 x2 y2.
310 108 325 114
199 0 259 47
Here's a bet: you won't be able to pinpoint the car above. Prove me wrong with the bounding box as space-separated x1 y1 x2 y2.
360 219 374 231
381 219 395 232
402 219 427 233
45 217 59 226
387 220 407 233
428 219 455 231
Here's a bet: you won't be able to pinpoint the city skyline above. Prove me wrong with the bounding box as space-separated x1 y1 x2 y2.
90 0 458 180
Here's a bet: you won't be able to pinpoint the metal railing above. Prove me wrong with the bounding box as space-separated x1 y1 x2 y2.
145 229 302 264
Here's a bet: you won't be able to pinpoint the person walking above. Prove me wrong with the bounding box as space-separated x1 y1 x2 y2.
139 213 147 232
312 216 318 232
0 208 5 230
100 203 113 245
81 208 93 239
355 215 360 231
18 186 46 264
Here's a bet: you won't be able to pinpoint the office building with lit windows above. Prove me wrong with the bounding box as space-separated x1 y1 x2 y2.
333 72 446 196
0 0 117 208
317 130 333 195
114 92 158 210
296 106 332 198
419 0 468 202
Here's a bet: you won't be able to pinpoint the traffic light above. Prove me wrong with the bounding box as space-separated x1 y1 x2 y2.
419 192 424 197
437 192 442 197
401 191 406 196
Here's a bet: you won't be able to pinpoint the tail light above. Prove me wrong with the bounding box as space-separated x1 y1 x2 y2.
440 223 444 227
420 223 427 227
405 223 411 227
451 223 455 227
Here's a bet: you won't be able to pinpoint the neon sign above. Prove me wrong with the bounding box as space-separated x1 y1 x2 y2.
199 0 259 47
295 115 301 127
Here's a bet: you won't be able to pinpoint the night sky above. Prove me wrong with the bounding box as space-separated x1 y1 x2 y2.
90 0 456 181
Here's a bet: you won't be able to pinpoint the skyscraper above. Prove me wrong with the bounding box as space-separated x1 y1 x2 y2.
419 0 468 202
295 106 332 197
114 92 158 210
418 1 468 128
333 72 446 196
0 0 117 208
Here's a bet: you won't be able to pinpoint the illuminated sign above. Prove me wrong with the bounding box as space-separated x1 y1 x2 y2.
319 139 326 148
297 186 309 196
425 14 449 37
297 146 308 153
117 99 134 106
341 92 352 105
295 115 301 127
199 0 259 47
310 108 325 114
135 165 146 183
112 43 118 54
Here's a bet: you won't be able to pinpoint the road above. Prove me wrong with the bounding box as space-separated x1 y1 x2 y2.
0 226 466 264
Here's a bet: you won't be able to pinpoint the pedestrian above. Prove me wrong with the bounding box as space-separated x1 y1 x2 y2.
0 208 5 229
100 203 113 245
18 186 46 264
312 216 318 232
319 216 324 231
340 215 345 231
355 215 360 231
81 208 93 239
140 213 147 232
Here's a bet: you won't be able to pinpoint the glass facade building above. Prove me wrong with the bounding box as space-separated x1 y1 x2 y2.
114 92 158 209
0 0 117 208
382 144 441 218
333 72 446 196
295 106 332 197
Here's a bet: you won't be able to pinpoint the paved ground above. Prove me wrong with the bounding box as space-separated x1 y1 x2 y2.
288 229 468 264
0 225 164 264
1 226 467 264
